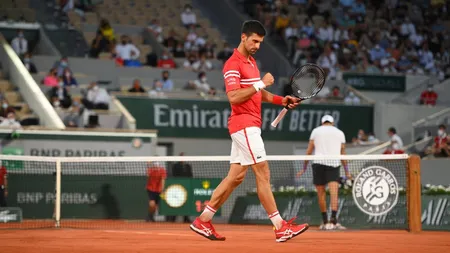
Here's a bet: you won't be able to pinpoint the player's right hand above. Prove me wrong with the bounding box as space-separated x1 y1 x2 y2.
262 72 274 87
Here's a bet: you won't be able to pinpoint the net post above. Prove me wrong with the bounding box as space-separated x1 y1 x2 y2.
55 159 62 228
407 154 421 233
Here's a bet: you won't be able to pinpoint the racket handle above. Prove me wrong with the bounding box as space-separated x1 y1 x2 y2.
271 108 288 128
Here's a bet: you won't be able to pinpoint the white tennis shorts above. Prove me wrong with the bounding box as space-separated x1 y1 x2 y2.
230 127 267 166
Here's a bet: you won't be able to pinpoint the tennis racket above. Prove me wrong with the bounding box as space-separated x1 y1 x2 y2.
270 63 326 128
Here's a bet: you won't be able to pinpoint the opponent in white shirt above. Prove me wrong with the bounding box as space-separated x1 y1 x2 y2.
297 115 351 230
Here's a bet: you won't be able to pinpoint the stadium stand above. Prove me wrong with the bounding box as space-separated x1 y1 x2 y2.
238 0 450 81
0 0 36 23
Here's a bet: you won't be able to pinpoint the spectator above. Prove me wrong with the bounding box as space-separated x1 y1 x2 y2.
63 101 82 127
160 71 174 91
89 33 110 58
97 19 115 45
418 44 435 71
22 53 37 74
114 35 140 67
192 54 213 72
10 30 28 58
147 19 163 43
317 44 337 79
344 91 361 105
285 22 300 58
0 99 15 119
62 68 78 87
42 68 59 87
420 85 438 106
383 127 404 154
82 82 110 110
0 112 21 130
274 8 290 36
185 71 210 93
49 80 72 109
173 42 186 58
370 44 387 62
148 80 166 98
183 54 198 70
217 42 233 63
181 4 197 29
53 56 71 77
128 79 146 93
352 129 368 145
328 86 343 100
425 124 450 158
157 51 176 69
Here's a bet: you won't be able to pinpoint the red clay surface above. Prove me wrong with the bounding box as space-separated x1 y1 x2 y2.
1 221 450 253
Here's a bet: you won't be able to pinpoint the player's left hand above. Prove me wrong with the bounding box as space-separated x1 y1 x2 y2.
282 95 301 109
345 171 353 180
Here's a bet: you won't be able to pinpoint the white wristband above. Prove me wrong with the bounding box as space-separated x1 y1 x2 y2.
253 81 266 91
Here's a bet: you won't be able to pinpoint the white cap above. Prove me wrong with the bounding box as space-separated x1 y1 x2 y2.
321 115 334 124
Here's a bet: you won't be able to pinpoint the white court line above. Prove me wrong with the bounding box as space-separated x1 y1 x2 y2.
102 230 196 237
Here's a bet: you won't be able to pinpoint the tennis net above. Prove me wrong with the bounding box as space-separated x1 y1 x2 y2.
0 154 421 231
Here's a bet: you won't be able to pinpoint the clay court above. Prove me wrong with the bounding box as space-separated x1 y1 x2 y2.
1 222 449 253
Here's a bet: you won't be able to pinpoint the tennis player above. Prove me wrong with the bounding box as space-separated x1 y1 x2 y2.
145 161 166 222
190 20 309 242
297 115 351 230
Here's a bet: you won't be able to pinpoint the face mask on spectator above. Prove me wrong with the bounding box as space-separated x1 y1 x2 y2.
427 87 433 92
24 57 30 63
185 8 191 12
18 33 24 38
93 85 99 91
162 55 169 60
201 77 207 83
2 103 7 109
60 61 68 67
438 129 445 136
53 101 60 107
59 82 64 87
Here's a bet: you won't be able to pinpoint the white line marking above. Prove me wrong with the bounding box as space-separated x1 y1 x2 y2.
102 230 196 237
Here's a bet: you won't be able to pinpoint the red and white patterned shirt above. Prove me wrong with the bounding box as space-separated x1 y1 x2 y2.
223 49 262 134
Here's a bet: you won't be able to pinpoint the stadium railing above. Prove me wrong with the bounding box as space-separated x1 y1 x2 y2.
0 35 65 129
0 154 421 232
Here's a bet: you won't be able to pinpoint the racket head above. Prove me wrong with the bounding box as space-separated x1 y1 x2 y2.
289 63 326 101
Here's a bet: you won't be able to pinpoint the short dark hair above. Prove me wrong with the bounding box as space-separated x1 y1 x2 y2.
388 127 396 134
241 20 266 37
439 124 446 130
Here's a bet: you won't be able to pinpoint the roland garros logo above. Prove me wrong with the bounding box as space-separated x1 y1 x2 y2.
352 166 399 216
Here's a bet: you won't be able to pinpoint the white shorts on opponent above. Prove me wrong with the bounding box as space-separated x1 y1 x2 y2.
230 127 267 166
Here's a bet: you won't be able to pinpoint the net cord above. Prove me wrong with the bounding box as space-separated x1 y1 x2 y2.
0 154 409 162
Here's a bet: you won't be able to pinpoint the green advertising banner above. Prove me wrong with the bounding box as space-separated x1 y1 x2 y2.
118 97 373 141
8 174 148 219
343 73 406 92
229 195 450 231
159 178 221 216
7 174 221 220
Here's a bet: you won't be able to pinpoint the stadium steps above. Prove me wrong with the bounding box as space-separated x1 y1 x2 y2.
0 70 39 125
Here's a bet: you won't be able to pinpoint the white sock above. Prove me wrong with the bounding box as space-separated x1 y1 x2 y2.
269 211 283 230
200 205 216 222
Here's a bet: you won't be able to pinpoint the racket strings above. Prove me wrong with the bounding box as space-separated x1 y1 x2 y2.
291 65 325 99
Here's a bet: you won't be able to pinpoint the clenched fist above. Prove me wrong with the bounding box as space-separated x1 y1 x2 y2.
262 72 274 87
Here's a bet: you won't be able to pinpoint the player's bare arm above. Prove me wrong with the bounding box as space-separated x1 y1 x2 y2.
341 143 351 179
227 72 274 105
297 140 314 178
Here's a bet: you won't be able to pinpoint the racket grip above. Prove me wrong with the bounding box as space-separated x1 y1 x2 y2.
271 108 288 128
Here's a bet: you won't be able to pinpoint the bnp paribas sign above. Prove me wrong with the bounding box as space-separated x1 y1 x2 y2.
118 98 374 141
